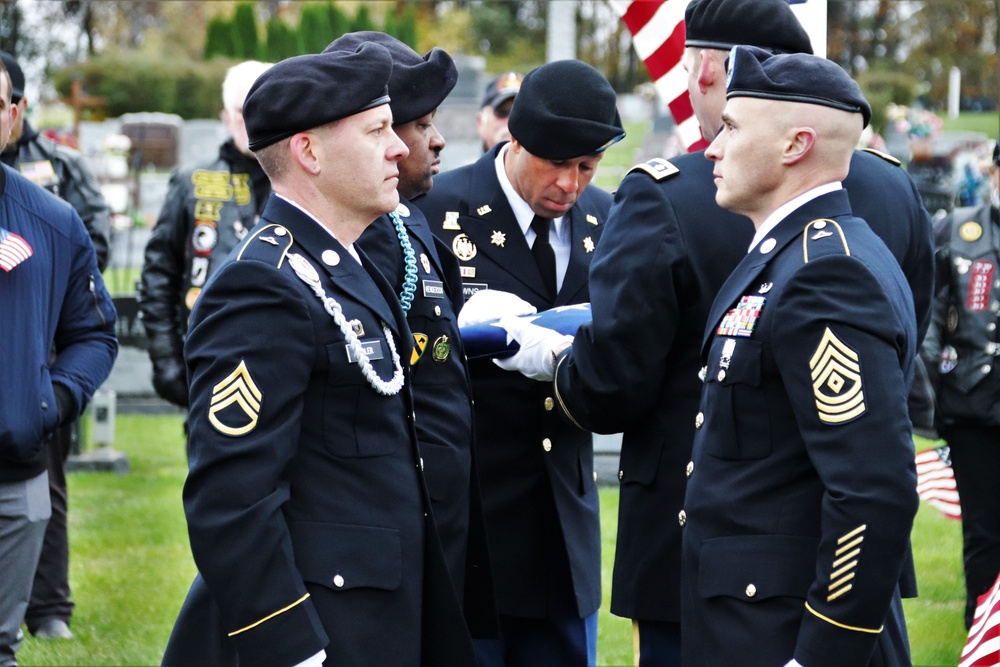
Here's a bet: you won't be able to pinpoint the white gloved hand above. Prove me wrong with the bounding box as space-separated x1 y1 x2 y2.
493 316 573 381
782 660 805 667
458 289 537 328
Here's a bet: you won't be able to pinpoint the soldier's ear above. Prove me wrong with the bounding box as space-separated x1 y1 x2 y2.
782 127 816 166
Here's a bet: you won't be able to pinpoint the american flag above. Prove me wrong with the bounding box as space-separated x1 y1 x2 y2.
960 571 1000 667
610 0 709 153
0 227 33 272
915 446 962 520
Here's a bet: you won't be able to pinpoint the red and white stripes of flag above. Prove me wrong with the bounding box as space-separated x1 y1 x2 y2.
0 228 33 272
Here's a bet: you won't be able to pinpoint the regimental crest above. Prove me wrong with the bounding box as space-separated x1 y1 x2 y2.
411 333 428 365
809 328 866 425
208 360 263 436
452 234 477 261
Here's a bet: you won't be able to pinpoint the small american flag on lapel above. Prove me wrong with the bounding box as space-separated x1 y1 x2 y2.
0 226 33 272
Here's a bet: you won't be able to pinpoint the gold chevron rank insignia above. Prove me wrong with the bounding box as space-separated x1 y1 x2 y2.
810 328 866 424
411 333 429 365
208 360 263 436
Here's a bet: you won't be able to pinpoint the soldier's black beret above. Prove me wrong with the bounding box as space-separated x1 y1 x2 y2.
726 46 872 128
245 43 392 152
323 32 457 126
507 60 625 161
685 0 813 55
0 51 26 102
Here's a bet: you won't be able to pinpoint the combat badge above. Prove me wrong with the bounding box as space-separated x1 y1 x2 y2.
432 335 451 363
453 234 477 261
209 360 262 436
809 327 866 425
411 333 428 365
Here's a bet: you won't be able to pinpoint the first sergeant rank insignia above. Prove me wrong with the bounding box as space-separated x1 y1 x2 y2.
209 359 263 436
810 327 866 425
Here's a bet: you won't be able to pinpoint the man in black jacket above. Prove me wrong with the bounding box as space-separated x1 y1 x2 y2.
138 60 272 411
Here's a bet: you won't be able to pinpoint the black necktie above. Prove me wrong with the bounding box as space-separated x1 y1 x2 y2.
530 215 556 297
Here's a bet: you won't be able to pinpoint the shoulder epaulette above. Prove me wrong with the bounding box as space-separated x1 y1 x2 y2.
627 158 680 181
802 218 850 263
860 148 901 166
236 223 293 268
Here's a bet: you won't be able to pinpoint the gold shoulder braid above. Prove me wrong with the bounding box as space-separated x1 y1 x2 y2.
288 253 404 396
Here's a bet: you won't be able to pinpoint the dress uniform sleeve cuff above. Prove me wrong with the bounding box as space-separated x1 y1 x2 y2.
226 594 329 667
794 602 882 667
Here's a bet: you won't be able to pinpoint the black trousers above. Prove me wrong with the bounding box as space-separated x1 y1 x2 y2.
944 422 1000 628
25 422 75 630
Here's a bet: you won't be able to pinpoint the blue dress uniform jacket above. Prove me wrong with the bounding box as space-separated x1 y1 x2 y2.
552 150 929 626
554 152 753 624
414 143 607 620
356 199 499 638
681 190 919 667
162 196 475 667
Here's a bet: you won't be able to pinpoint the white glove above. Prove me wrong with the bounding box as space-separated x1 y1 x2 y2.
493 316 573 381
782 660 804 667
458 289 537 328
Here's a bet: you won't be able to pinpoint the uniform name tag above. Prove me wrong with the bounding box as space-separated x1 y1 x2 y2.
422 280 445 298
463 282 489 300
346 339 384 363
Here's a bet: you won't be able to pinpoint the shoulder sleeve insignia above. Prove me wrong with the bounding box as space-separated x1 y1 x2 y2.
236 223 293 267
802 219 850 262
809 327 866 425
860 148 901 166
627 158 680 181
208 360 262 436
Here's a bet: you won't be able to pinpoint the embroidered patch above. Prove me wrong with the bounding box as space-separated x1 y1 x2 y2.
209 360 262 436
411 333 428 365
717 295 766 337
810 328 866 424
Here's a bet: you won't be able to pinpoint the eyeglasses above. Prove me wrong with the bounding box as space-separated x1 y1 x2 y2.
493 104 513 119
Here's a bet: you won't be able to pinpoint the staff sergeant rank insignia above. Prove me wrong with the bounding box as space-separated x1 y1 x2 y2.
208 360 263 436
810 327 866 425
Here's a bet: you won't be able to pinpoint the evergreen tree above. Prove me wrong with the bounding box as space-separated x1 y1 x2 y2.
397 4 418 50
204 15 235 60
265 16 301 61
352 5 376 33
299 3 333 54
383 8 399 40
232 2 259 59
328 3 350 41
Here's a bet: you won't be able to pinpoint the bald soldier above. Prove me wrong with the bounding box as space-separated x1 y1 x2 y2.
682 46 918 667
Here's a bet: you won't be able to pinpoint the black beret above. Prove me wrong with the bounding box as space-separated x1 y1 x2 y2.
244 43 393 152
726 46 872 128
507 60 625 161
0 51 25 101
482 72 524 109
323 32 457 126
685 0 813 55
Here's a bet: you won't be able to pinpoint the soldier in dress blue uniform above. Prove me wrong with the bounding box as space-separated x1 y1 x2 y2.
161 44 476 667
324 31 498 640
414 60 625 667
488 3 931 664
681 46 918 666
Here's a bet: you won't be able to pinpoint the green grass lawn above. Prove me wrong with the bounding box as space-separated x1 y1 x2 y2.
17 414 970 666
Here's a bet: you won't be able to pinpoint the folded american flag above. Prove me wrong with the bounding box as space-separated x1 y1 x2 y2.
915 446 962 520
0 226 33 272
960 570 1000 667
460 303 592 360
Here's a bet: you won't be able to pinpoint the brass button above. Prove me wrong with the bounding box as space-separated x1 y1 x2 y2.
678 510 687 526
717 369 727 382
542 438 552 452
544 397 555 411
745 583 757 598
686 461 694 477
434 305 442 316
618 470 624 481
695 412 704 429
982 365 992 374
333 574 345 588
